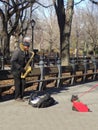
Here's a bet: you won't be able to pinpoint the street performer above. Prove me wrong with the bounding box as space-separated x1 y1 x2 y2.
11 37 31 102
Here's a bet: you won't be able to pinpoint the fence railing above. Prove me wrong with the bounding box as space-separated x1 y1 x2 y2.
0 56 98 97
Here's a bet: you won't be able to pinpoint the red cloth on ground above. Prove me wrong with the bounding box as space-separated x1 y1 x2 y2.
73 101 89 112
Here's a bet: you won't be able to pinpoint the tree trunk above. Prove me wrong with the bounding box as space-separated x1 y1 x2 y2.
1 32 10 59
53 0 74 66
4 34 10 59
61 0 74 65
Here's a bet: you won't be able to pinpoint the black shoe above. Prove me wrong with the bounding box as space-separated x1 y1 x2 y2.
23 98 28 101
15 98 25 102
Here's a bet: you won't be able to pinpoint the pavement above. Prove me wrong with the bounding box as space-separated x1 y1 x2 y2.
0 81 98 130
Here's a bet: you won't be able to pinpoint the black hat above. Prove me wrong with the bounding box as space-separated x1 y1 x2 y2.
23 42 30 47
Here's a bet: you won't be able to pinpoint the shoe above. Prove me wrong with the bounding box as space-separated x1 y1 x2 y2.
23 98 28 101
15 98 25 102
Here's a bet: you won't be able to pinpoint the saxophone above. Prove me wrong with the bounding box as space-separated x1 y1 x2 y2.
21 51 34 78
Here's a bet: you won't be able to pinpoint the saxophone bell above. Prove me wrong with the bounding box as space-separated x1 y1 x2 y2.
21 51 34 78
21 66 32 79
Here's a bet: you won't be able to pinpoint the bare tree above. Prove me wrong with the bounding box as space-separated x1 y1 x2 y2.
71 1 98 57
90 0 98 5
53 0 74 65
0 0 36 58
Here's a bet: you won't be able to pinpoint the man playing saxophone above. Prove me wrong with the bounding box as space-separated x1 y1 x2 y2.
11 37 33 102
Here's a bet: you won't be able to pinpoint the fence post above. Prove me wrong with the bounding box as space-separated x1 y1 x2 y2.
92 57 97 80
56 57 62 88
1 56 4 70
83 57 87 82
70 57 76 85
55 53 58 65
38 56 46 91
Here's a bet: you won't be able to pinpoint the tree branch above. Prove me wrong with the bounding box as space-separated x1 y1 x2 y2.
36 1 53 8
89 0 98 5
0 0 13 8
74 0 85 5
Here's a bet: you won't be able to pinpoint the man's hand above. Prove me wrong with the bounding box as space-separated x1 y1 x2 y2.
20 68 25 73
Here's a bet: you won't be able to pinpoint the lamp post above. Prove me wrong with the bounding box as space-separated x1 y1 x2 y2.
31 19 35 51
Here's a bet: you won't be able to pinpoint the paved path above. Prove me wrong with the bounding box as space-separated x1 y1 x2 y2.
0 81 98 130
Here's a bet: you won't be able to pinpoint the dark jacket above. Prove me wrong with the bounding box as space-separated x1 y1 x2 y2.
11 44 29 76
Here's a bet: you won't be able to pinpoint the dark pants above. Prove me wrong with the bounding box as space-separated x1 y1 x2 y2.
13 73 25 99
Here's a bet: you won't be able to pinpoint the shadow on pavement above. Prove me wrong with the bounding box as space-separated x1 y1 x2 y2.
0 86 69 102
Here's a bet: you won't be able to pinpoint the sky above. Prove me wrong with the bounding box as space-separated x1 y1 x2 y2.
0 0 94 19
0 0 89 7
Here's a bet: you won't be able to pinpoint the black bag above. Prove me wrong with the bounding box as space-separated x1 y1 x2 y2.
29 91 56 108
